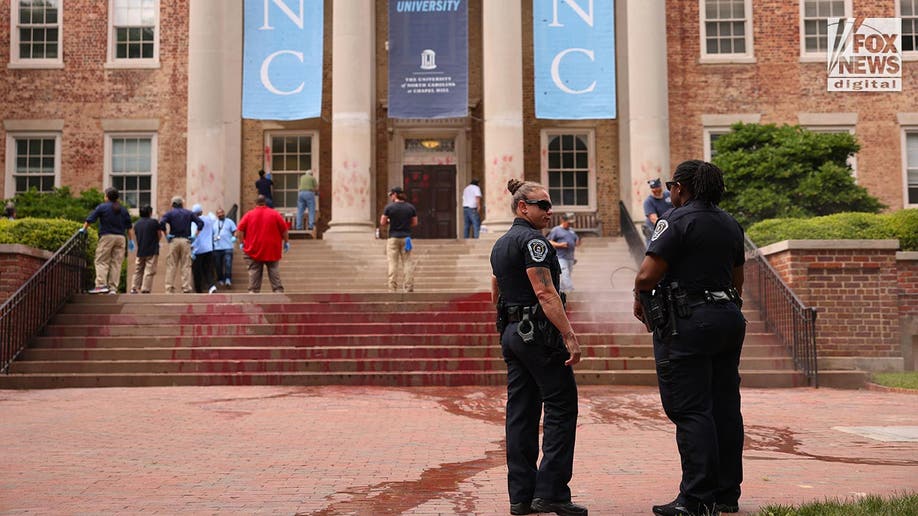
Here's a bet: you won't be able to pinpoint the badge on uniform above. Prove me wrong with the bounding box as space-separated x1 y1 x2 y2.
527 239 548 262
651 220 669 242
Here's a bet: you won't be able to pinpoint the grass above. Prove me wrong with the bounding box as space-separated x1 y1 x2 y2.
755 493 918 515
870 372 918 390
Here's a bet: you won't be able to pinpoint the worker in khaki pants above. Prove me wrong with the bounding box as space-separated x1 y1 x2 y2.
159 196 203 294
82 188 135 294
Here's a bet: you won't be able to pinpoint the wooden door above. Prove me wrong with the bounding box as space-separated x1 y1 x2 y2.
403 165 456 239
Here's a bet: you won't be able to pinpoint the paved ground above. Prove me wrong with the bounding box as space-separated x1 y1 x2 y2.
0 385 916 515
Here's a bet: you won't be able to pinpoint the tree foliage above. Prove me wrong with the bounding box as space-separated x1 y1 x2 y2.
3 187 104 223
712 123 884 227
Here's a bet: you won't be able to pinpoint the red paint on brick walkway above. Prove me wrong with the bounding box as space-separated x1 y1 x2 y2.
1 386 916 514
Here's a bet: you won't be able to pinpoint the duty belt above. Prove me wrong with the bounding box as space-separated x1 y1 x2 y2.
686 290 733 307
505 305 544 323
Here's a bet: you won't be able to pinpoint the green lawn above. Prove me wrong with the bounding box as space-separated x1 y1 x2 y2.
756 493 918 515
871 372 918 390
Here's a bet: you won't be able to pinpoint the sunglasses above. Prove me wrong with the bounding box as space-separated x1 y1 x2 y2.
665 181 678 190
523 199 553 211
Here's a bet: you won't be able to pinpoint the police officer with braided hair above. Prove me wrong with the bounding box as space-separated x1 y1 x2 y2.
633 160 746 516
490 179 587 516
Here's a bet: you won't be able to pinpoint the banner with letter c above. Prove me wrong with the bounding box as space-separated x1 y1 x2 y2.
533 0 616 119
243 0 323 120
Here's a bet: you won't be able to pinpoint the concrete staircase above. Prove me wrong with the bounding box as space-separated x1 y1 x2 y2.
0 237 866 389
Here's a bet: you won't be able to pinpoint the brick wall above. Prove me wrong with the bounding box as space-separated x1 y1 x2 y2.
0 245 52 304
666 0 918 210
760 241 902 360
897 252 918 370
0 2 190 216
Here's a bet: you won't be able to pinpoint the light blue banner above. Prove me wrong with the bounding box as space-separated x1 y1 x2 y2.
243 0 323 120
533 0 616 119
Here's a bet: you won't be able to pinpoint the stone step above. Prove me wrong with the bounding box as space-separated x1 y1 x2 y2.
0 369 854 390
8 356 796 374
41 320 769 337
28 333 785 351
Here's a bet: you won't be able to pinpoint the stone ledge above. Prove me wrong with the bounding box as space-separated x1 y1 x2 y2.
0 244 53 260
759 239 900 255
819 356 904 373
896 251 918 261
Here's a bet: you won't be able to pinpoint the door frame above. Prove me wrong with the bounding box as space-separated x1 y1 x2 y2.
388 125 470 239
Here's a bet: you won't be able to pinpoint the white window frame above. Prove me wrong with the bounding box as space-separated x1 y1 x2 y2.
798 112 858 179
700 113 762 162
263 130 320 212
702 127 731 162
103 132 158 213
540 129 597 212
8 0 64 69
105 0 160 69
799 0 852 62
698 0 755 64
902 127 918 208
4 132 62 197
897 0 918 61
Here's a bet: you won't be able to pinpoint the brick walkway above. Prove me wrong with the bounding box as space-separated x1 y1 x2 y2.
1 386 916 515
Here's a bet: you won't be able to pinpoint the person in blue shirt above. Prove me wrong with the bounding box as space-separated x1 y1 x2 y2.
82 188 135 295
643 178 673 240
546 212 580 294
159 196 203 294
212 207 237 288
190 204 218 294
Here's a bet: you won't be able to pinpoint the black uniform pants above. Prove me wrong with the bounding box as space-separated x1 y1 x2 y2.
192 251 216 293
653 303 746 511
501 321 578 504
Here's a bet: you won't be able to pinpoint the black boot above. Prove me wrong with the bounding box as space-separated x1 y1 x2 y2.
530 498 588 516
510 501 533 515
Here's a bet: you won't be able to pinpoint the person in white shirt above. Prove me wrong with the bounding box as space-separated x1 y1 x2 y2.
461 178 483 238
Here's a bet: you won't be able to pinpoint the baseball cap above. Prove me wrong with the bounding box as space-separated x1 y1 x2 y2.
561 212 575 221
648 178 662 189
389 186 404 194
191 204 203 214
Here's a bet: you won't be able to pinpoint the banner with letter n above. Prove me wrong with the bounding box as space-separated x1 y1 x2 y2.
533 0 616 119
242 0 323 120
388 0 468 119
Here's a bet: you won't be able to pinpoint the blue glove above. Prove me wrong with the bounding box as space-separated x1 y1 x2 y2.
283 241 290 253
188 236 195 244
78 227 86 234
239 242 245 251
266 172 273 180
404 237 412 252
166 234 174 243
190 252 196 261
231 236 237 243
128 240 136 252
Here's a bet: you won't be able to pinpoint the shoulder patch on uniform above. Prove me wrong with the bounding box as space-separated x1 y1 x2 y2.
651 219 669 242
526 239 548 262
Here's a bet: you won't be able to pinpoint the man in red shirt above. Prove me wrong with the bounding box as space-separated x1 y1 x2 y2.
236 195 290 293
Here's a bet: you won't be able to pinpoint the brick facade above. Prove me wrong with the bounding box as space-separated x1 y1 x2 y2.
0 2 189 217
667 0 918 211
760 240 905 369
0 245 52 304
897 252 918 369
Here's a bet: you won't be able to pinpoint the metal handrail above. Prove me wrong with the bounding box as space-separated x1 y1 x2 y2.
743 235 818 387
1 231 89 373
619 201 645 266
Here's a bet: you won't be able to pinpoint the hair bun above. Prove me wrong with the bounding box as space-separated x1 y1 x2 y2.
507 179 524 194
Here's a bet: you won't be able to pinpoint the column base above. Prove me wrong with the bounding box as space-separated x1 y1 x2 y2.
322 222 376 241
480 218 514 238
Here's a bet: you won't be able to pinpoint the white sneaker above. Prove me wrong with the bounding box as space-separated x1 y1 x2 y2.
224 279 231 287
88 286 110 294
208 285 218 294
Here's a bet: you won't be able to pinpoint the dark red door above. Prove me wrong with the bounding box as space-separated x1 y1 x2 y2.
403 165 456 239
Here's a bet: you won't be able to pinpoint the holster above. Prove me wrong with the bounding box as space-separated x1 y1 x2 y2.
637 290 667 333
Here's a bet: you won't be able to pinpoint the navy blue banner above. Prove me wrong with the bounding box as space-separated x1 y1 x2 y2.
388 1 468 119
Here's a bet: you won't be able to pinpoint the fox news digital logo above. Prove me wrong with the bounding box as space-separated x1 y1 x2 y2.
827 18 901 92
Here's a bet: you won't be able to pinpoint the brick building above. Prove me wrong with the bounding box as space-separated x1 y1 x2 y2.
1 1 916 240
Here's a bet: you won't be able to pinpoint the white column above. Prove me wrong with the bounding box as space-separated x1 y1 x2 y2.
186 0 242 215
480 0 525 235
324 0 376 239
617 0 670 224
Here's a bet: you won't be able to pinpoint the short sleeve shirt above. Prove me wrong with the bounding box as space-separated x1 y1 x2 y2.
643 192 672 229
85 202 133 237
646 200 745 292
384 201 417 238
133 217 160 257
490 218 561 306
462 184 482 208
546 225 579 261
237 206 287 262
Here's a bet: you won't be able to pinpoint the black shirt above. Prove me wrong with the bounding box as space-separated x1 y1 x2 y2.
490 218 560 306
255 177 273 199
160 208 204 238
383 201 417 238
85 202 132 237
133 217 161 257
646 199 745 293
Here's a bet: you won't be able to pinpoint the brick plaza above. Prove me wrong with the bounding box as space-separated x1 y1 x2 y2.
1 385 915 515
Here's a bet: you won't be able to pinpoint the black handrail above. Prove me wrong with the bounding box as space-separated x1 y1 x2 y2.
743 235 818 387
619 201 645 266
1 231 89 374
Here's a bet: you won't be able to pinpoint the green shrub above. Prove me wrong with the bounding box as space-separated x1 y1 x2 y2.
3 187 105 223
747 210 918 250
0 218 104 288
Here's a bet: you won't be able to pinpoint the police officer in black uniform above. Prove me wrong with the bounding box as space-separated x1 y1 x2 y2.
633 160 746 516
490 179 587 516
